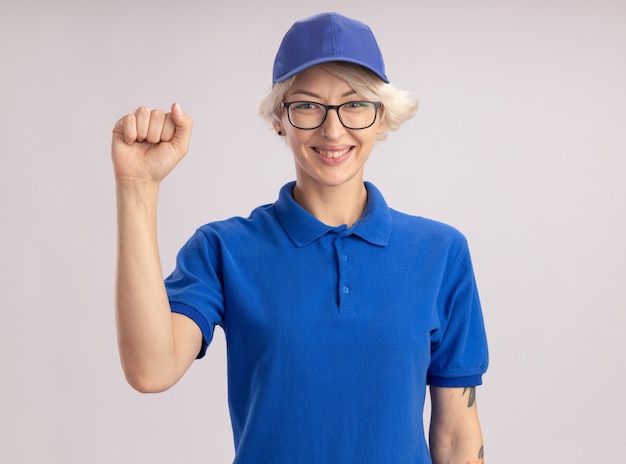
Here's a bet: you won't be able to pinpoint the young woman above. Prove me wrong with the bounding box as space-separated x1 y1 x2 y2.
112 12 488 464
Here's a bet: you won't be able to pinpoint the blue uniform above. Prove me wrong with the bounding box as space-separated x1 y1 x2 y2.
165 181 488 463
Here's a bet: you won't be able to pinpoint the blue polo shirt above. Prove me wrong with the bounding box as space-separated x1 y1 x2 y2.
165 181 488 463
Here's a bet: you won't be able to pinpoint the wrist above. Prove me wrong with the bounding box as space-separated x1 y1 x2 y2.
115 177 160 204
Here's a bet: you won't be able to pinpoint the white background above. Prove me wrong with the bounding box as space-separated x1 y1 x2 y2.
1 0 624 462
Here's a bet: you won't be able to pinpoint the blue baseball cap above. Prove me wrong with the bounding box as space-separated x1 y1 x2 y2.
272 12 389 84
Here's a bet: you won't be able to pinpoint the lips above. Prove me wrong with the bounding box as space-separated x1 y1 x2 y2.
314 147 352 159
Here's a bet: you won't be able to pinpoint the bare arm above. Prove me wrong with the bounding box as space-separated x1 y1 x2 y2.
429 386 485 464
112 103 202 393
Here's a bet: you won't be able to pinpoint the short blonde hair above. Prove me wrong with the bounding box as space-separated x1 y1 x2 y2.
258 62 418 141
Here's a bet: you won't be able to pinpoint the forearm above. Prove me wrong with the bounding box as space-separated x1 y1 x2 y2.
430 386 485 464
115 180 180 391
430 436 484 464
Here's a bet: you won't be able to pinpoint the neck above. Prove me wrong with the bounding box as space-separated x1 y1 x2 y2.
292 180 368 227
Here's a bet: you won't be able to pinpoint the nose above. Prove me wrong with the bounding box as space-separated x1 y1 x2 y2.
321 107 346 139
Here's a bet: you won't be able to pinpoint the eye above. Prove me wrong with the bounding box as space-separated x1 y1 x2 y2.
341 101 374 113
293 102 321 111
345 101 369 108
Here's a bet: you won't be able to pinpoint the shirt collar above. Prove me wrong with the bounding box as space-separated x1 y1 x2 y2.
275 181 393 248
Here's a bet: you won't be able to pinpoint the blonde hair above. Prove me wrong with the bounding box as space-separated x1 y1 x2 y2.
258 62 418 141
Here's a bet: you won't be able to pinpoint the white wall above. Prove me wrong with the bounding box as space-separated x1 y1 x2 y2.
1 0 624 462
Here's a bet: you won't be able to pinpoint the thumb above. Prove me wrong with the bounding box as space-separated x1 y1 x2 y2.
169 102 193 151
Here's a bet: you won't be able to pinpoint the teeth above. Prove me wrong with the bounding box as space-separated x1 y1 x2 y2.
317 148 350 158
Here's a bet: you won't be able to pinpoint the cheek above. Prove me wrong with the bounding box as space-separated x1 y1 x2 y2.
283 131 302 155
284 127 313 151
356 130 379 149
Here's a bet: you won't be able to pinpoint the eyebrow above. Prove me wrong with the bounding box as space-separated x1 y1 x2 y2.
289 89 357 99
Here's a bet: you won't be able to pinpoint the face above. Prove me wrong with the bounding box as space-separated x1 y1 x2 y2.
277 65 387 194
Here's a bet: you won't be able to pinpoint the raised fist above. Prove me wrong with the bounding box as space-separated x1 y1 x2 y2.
111 102 193 184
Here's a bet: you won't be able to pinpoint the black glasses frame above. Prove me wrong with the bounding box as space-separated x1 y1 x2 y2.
282 101 382 130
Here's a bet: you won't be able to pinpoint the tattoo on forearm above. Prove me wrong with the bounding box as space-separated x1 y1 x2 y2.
463 444 484 464
462 386 476 407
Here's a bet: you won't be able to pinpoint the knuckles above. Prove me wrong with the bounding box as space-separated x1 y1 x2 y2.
150 109 166 121
115 105 191 145
134 106 151 117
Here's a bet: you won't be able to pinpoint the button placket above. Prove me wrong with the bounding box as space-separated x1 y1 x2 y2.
334 233 353 313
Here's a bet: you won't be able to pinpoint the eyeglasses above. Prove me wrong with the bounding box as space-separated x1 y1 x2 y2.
283 101 382 130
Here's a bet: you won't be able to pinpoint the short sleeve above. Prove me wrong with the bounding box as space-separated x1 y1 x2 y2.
164 228 225 358
427 238 489 387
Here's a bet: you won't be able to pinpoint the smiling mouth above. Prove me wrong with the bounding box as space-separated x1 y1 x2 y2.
315 147 352 159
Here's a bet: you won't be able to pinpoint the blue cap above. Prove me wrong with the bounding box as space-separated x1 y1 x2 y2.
272 12 389 84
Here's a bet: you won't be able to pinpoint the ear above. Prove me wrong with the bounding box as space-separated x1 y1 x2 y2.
375 106 389 135
273 121 285 135
375 119 389 136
